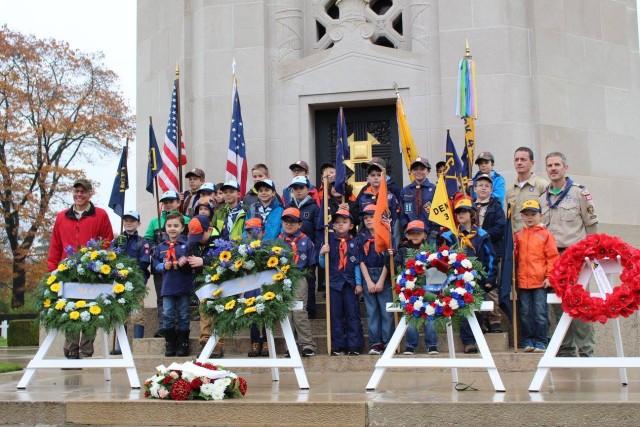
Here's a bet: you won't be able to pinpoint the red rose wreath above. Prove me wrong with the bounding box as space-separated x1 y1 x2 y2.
549 234 640 324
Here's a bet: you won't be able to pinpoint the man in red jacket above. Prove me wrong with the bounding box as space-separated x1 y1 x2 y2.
47 178 114 360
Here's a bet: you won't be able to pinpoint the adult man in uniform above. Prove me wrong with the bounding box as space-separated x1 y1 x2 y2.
48 179 114 360
541 151 598 357
506 147 548 233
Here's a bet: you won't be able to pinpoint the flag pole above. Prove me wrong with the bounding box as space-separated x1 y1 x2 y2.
323 174 332 355
510 206 519 353
120 137 129 235
175 63 184 194
149 116 162 225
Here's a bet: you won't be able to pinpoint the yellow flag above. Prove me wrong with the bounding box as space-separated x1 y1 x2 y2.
396 95 418 176
429 174 458 233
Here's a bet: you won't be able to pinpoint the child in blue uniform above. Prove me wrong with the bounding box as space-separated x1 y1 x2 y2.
319 209 364 355
246 179 283 240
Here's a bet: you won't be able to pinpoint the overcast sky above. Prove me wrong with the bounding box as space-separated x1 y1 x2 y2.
0 0 137 230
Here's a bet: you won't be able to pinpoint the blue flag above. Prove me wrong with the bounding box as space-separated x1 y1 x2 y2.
334 108 350 196
146 123 163 195
499 208 514 322
444 130 463 197
108 147 128 217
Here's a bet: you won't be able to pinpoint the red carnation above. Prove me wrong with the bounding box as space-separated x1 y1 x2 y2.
406 274 416 282
170 379 192 400
463 293 473 303
234 377 248 396
162 376 173 385
190 378 203 390
406 259 416 269
438 245 449 252
442 305 454 317
406 304 415 315
442 296 452 304
144 390 151 397
420 312 427 318
414 264 425 274
414 288 426 297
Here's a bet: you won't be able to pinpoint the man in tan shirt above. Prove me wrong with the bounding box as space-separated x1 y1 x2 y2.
541 151 598 357
506 147 548 234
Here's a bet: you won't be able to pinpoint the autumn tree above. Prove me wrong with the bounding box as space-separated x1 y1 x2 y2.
0 26 134 308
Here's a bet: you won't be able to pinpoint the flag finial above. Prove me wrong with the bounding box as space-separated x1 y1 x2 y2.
465 38 472 59
175 63 180 77
392 82 399 97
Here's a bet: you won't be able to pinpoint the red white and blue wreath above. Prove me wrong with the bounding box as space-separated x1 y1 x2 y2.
395 246 485 331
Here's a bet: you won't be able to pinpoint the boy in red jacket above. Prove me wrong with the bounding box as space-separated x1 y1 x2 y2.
514 200 559 353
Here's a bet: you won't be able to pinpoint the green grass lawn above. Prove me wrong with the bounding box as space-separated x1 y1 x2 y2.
0 362 22 373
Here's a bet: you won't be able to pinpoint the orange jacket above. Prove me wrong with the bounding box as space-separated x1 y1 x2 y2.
514 224 559 289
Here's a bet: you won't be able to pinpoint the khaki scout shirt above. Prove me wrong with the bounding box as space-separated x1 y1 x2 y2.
540 179 598 249
506 174 549 233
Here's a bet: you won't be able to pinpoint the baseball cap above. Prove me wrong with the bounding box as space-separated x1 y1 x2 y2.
196 196 214 211
475 173 493 184
289 160 309 172
475 152 495 164
282 207 302 222
220 180 240 191
454 198 475 212
187 215 211 243
197 182 216 194
360 204 376 216
320 162 335 172
520 199 541 213
254 179 276 191
332 209 353 222
411 157 431 169
73 178 93 191
245 217 263 229
366 157 386 173
289 176 310 188
122 210 140 221
160 190 179 201
406 220 427 233
185 168 205 178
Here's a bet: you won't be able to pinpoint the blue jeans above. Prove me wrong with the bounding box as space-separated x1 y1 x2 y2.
362 267 394 347
163 294 190 330
519 288 548 345
406 319 438 349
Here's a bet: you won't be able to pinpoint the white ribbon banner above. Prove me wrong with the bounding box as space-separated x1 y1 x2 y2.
59 282 115 300
196 269 278 302
160 362 230 380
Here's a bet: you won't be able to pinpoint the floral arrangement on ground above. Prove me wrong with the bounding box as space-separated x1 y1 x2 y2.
550 233 640 323
196 238 304 337
35 239 147 339
144 361 247 400
395 245 486 331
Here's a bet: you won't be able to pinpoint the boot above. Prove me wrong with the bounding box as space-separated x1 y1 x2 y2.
134 324 145 339
176 330 190 357
163 328 177 357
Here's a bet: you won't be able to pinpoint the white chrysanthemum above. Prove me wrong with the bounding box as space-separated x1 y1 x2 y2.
181 372 195 383
238 245 248 257
405 280 415 290
280 257 288 264
76 266 85 274
118 298 126 304
441 250 449 257
462 272 474 282
229 264 239 272
461 259 472 269
103 299 112 305
427 253 438 262
80 311 91 322
454 287 467 295
413 299 424 310
64 302 76 312
98 315 104 319
206 301 213 306
425 305 435 316
256 303 265 313
47 308 53 314
215 304 225 313
204 274 211 283
200 383 216 397
243 260 255 269
450 299 459 309
210 388 225 400
115 262 124 269
256 295 264 302
94 260 103 268
237 297 246 304
398 293 406 302
216 266 225 274
276 294 283 301
124 282 134 291
235 308 243 318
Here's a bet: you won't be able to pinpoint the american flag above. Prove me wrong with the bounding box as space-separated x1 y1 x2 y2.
226 77 248 195
158 80 186 193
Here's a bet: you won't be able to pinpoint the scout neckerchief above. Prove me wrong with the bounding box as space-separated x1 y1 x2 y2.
292 195 311 210
279 232 304 264
226 202 244 232
256 199 275 222
457 227 477 251
336 234 352 271
546 177 573 209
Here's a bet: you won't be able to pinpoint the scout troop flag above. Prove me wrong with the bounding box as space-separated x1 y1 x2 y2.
373 168 392 253
108 146 128 217
146 121 163 195
395 91 419 176
456 40 477 190
334 107 350 196
429 174 457 234
444 130 464 197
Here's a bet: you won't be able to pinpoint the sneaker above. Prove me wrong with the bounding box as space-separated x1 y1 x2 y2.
368 345 383 355
347 349 360 356
523 340 534 353
403 347 415 355
427 346 439 355
490 323 503 333
463 343 478 354
331 349 345 356
302 348 315 357
284 350 291 358
533 343 546 353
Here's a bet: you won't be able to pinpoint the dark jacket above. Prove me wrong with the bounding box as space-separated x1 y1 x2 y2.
441 226 497 291
110 231 151 281
475 196 506 259
318 233 358 291
152 237 193 296
289 196 320 242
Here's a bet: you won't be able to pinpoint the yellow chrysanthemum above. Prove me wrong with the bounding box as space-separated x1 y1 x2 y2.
212 288 223 297
234 259 244 269
90 250 99 260
57 264 68 272
108 251 117 260
49 282 61 293
272 272 285 282
245 297 256 307
69 311 80 320
55 301 65 310
267 257 279 268
100 264 112 275
75 300 87 308
46 275 57 285
113 283 125 294
89 305 101 315
271 246 283 255
243 306 257 315
249 240 261 249
263 292 276 301
281 265 290 273
43 299 51 308
118 269 129 277
219 251 232 262
211 274 220 282
80 247 88 253
224 300 236 310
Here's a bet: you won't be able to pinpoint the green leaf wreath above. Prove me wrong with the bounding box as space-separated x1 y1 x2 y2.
196 238 303 337
35 239 147 339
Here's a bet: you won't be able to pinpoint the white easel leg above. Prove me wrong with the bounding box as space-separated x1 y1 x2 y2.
17 330 57 389
280 317 309 389
529 312 572 391
468 315 505 392
366 317 407 390
612 317 628 385
197 333 218 362
101 330 111 382
266 328 279 382
115 324 140 388
446 322 459 384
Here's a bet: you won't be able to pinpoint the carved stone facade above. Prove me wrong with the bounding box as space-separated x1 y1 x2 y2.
137 0 640 236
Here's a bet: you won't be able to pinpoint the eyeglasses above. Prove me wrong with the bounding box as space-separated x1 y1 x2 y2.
73 189 89 195
282 220 298 225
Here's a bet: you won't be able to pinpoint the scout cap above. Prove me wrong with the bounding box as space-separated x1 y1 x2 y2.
160 190 179 201
406 220 427 233
289 160 309 172
122 210 140 221
196 196 214 211
360 204 376 216
254 179 276 191
185 168 205 178
475 173 493 184
245 217 263 229
282 207 302 222
366 157 386 173
289 176 310 188
187 215 211 243
475 152 495 164
220 180 240 191
197 182 215 194
454 198 475 212
73 178 93 191
411 157 431 169
520 199 541 213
